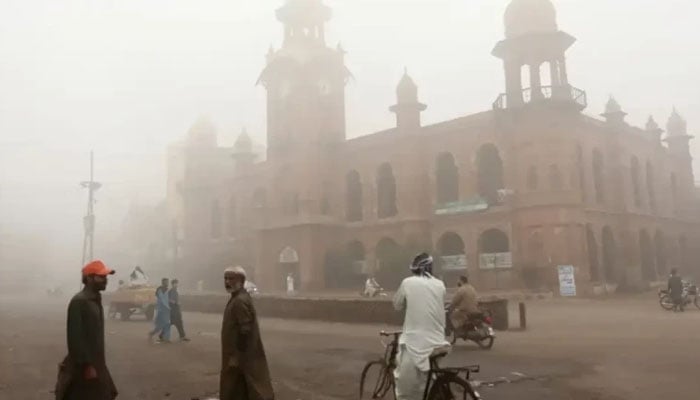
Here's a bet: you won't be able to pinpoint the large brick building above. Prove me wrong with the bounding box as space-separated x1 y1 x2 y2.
168 0 699 294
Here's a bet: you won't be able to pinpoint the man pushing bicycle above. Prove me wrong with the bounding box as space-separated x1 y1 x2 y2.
392 253 451 400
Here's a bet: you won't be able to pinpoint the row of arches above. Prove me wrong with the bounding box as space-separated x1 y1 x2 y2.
585 148 678 214
586 225 686 284
346 144 505 222
326 229 510 289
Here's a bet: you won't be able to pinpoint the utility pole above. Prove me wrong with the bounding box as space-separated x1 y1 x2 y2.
80 151 102 266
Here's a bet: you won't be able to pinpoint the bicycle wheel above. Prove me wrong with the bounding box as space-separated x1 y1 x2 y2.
427 374 480 400
360 360 394 400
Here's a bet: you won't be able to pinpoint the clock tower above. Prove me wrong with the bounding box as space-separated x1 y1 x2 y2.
258 0 350 160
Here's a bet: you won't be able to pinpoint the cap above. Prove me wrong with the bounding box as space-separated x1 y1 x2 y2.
224 266 246 278
82 260 115 277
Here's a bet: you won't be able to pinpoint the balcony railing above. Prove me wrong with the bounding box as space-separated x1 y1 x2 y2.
492 85 587 111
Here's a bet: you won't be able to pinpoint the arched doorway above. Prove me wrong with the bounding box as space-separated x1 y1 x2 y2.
278 245 300 291
436 232 466 286
478 229 511 270
375 238 403 289
436 153 459 204
601 227 616 283
346 170 363 222
639 229 656 282
654 230 667 277
592 149 605 204
476 144 504 205
586 225 601 282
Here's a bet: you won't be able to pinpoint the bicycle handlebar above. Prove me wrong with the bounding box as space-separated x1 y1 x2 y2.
380 330 402 337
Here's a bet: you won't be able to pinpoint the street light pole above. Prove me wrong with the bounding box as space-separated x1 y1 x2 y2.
80 151 102 267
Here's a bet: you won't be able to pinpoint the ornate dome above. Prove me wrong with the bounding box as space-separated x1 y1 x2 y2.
504 0 558 39
187 116 217 147
667 108 687 137
396 68 418 101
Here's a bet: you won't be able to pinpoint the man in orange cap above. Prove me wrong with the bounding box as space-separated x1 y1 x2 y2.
55 260 118 400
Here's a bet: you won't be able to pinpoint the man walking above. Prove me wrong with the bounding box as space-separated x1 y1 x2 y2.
393 253 450 400
169 279 189 341
149 278 171 343
220 266 274 400
56 260 118 400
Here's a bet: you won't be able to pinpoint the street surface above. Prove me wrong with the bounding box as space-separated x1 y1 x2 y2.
1 293 699 399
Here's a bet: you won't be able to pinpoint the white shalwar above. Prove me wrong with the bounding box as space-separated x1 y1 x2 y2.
393 275 450 400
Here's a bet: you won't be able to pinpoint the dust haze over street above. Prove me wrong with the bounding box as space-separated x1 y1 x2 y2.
2 293 700 400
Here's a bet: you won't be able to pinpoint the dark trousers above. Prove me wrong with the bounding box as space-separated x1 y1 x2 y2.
170 304 186 338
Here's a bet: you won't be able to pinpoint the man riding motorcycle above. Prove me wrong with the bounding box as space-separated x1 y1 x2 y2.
363 276 382 297
449 276 480 335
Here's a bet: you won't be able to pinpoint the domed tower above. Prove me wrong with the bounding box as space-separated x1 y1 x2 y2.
186 116 218 147
258 0 351 160
601 96 627 125
232 128 256 169
492 0 586 110
389 69 427 133
665 108 693 157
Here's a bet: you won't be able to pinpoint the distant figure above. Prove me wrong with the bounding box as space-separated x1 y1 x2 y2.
169 279 189 342
668 268 685 312
449 275 480 334
55 260 118 400
220 266 274 400
128 266 148 286
149 278 171 343
363 276 381 297
286 273 295 294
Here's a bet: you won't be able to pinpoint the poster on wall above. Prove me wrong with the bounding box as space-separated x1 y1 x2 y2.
558 265 577 296
279 246 300 264
441 255 468 271
479 252 512 270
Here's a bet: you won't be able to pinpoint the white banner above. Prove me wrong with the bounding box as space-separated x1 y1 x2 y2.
441 255 468 271
479 252 512 270
558 265 577 296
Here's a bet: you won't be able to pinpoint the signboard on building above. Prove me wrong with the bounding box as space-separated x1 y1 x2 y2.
558 265 577 296
435 197 489 216
441 255 468 271
279 246 299 264
479 252 512 270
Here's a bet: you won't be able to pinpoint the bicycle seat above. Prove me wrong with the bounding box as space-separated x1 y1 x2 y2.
380 330 402 337
429 346 451 360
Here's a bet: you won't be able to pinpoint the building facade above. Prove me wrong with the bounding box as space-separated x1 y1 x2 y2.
168 0 699 294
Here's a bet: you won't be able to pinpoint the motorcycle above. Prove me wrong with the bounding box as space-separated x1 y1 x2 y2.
445 305 496 349
658 281 700 311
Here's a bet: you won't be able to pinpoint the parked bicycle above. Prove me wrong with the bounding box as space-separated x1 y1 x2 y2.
359 331 482 400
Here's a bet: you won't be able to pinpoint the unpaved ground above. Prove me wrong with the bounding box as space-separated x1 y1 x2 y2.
1 294 699 399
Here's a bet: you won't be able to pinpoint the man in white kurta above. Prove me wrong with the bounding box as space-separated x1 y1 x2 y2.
393 254 450 400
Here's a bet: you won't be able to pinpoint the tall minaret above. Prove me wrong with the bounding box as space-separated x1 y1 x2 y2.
258 0 350 160
389 69 426 133
492 0 584 110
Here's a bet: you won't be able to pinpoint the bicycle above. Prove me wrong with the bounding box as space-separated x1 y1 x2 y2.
359 331 482 400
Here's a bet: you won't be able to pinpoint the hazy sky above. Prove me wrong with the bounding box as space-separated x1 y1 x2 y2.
0 0 698 264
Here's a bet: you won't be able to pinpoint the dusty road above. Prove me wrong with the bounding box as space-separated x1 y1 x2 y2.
1 293 699 400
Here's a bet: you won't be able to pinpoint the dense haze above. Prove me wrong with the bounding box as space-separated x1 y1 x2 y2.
0 0 698 273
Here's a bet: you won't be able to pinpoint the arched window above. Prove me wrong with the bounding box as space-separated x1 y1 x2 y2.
375 237 403 289
654 230 667 277
346 170 363 222
527 166 538 191
592 149 605 204
549 164 563 190
437 232 466 257
639 229 656 282
670 173 678 214
479 229 510 253
377 163 397 218
586 225 600 282
476 144 504 205
630 156 641 207
436 153 459 204
228 197 237 237
601 226 616 282
646 161 656 213
211 200 222 239
577 145 586 201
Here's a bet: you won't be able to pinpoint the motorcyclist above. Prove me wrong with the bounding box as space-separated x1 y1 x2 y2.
449 275 480 335
363 276 381 297
392 253 450 400
668 268 685 312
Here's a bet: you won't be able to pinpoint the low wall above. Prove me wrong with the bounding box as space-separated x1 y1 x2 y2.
180 293 510 330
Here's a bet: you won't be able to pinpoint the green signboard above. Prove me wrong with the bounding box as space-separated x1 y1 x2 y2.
435 197 489 216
